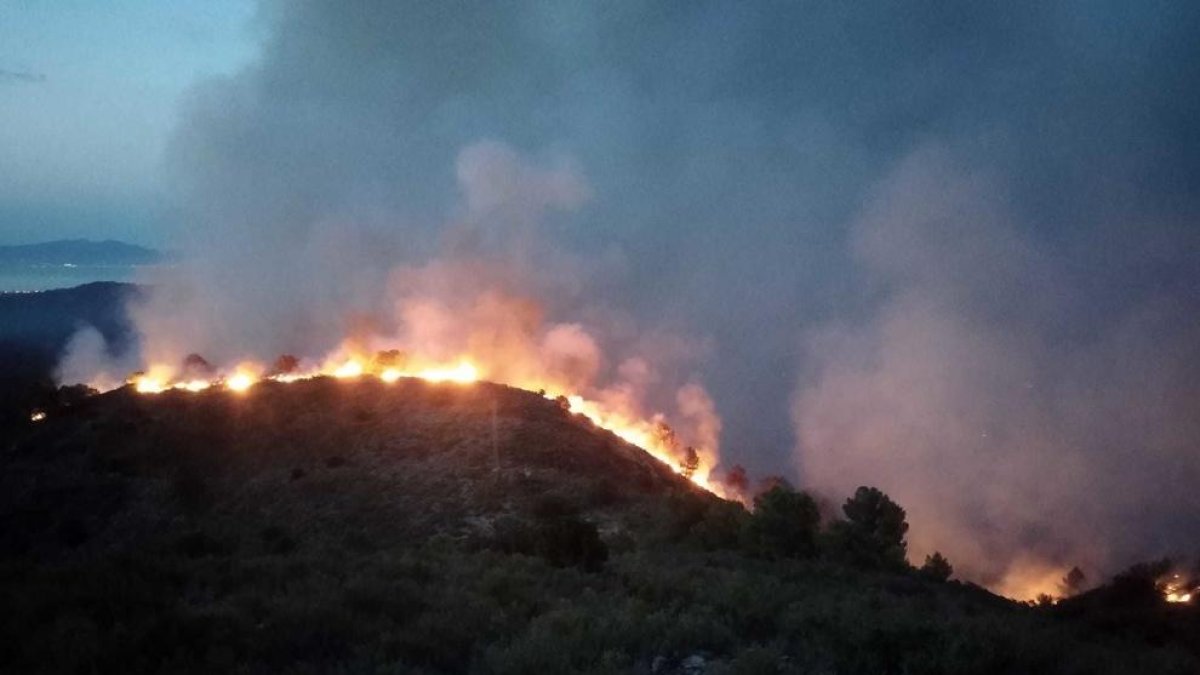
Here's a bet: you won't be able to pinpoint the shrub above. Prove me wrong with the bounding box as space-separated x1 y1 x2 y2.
535 514 608 572
689 500 750 551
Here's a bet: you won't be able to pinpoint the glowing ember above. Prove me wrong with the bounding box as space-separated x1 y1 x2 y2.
30 411 46 422
1161 574 1195 604
178 380 211 392
416 360 478 384
134 375 167 394
333 360 364 378
226 373 256 392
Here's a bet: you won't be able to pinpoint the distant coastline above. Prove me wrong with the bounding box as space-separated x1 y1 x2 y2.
0 239 167 292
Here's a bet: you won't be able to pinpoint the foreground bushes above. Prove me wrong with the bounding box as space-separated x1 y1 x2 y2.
2 534 1194 674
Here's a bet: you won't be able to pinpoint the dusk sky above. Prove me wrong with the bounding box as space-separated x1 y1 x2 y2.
7 2 1200 588
0 0 258 244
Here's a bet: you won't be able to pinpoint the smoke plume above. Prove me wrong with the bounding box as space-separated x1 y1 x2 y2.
793 147 1200 597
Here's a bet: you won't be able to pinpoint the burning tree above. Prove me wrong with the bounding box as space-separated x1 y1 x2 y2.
681 446 700 480
1061 566 1087 596
721 465 749 494
372 349 407 369
271 354 300 375
182 353 215 377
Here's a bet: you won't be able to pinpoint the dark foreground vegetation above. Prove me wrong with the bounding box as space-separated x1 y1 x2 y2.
3 375 1197 675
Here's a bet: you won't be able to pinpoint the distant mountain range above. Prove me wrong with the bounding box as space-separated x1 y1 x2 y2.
0 239 165 266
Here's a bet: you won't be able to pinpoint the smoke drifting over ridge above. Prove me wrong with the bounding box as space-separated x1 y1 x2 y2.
795 148 1200 596
58 2 1200 593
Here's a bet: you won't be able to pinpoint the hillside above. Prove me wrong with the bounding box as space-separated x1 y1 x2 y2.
2 379 1197 674
0 282 138 361
0 282 139 427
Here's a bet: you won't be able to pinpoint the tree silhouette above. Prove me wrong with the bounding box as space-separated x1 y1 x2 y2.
746 483 821 559
825 486 909 570
272 354 300 375
920 551 953 582
1061 566 1087 596
182 353 214 377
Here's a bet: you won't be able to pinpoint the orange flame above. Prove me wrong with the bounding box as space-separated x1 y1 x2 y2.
1161 574 1195 604
106 348 730 498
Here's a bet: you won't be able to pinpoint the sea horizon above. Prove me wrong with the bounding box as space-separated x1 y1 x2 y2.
0 262 152 293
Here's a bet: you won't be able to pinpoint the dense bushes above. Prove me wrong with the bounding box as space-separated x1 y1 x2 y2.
2 511 1196 673
490 497 609 571
681 481 924 577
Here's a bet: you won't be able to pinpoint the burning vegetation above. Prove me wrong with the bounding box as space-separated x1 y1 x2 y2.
103 345 736 500
1160 572 1197 605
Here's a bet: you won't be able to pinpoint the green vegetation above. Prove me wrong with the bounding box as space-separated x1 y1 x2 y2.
1 379 1197 674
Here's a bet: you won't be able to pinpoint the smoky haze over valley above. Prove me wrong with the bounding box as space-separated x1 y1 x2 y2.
55 1 1200 591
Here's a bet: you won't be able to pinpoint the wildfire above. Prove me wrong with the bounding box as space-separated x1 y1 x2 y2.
226 372 256 392
30 410 46 422
1161 574 1195 604
415 360 478 384
332 360 364 378
111 348 730 498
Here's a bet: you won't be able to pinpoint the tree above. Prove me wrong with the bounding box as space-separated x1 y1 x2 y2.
824 486 909 570
721 465 749 495
372 349 406 368
681 447 700 480
920 551 953 582
745 483 821 559
182 353 214 377
1061 566 1086 596
272 354 300 375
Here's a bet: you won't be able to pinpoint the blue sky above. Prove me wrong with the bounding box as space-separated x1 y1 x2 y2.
0 1 258 244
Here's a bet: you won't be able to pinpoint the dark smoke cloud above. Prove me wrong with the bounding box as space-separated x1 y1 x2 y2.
71 1 1200 589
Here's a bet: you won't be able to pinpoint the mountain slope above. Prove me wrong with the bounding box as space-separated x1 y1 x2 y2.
4 378 698 561
2 379 1196 674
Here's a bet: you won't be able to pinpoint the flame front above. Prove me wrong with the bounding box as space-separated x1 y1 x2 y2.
113 348 730 498
1161 574 1196 604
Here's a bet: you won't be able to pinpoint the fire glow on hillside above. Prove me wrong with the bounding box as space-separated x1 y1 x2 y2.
117 348 733 499
1161 574 1196 605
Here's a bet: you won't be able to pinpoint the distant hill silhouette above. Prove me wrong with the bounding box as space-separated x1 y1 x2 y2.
0 239 164 266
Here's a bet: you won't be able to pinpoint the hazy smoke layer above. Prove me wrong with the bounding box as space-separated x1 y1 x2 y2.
794 148 1200 595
